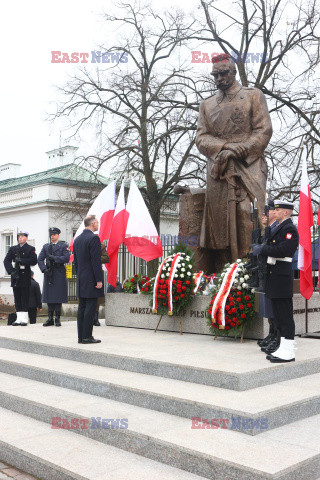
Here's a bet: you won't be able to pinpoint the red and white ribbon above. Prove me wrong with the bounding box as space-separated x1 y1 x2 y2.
193 271 204 294
152 258 167 313
167 253 182 315
211 263 238 328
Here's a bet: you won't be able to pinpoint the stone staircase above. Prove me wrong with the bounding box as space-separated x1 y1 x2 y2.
0 322 320 480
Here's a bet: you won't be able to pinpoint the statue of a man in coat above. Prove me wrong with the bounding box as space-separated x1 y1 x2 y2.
196 53 273 263
38 227 70 327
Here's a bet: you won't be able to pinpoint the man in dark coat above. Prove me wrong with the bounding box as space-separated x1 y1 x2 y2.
260 200 299 363
73 215 104 344
3 230 37 325
28 271 42 324
38 227 70 327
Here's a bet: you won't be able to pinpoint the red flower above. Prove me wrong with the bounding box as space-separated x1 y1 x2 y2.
245 295 250 301
130 278 134 282
230 322 235 327
166 279 170 284
232 317 237 321
174 296 179 301
160 279 164 284
230 301 234 307
247 303 252 308
177 280 182 284
181 294 185 298
229 296 234 301
172 280 176 284
237 291 242 296
182 286 187 291
239 305 244 310
232 308 237 313
241 313 246 318
186 280 190 285
225 326 230 330
208 307 212 314
225 305 230 311
236 297 241 302
236 321 241 325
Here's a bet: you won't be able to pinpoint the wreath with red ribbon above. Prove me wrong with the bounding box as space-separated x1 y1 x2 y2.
207 259 255 337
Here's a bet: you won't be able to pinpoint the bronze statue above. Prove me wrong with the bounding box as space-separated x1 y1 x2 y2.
196 54 272 262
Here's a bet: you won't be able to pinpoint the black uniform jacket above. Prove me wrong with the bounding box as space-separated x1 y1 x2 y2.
260 218 299 298
38 241 70 303
73 230 104 298
29 278 42 309
4 243 37 288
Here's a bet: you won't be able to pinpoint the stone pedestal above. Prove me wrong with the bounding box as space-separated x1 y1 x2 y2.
105 293 320 339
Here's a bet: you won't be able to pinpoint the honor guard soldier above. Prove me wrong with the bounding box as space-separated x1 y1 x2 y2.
3 230 37 325
38 227 70 327
260 199 299 363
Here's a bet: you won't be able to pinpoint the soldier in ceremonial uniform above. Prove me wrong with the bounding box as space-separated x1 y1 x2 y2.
38 227 70 327
3 230 37 326
260 200 299 363
256 200 279 353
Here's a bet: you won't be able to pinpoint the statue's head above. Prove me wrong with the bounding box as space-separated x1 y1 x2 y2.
211 53 236 91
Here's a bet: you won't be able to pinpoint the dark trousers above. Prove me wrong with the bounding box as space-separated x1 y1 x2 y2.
13 286 29 312
77 297 98 341
270 298 295 339
28 308 37 324
47 303 62 314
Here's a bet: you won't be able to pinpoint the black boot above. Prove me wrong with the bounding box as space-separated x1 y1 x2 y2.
43 311 54 327
258 322 275 347
93 311 100 327
262 330 280 354
55 311 61 327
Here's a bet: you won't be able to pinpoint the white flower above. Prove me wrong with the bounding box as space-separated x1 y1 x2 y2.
242 283 248 288
176 263 181 267
237 286 242 290
166 272 170 277
234 272 239 277
236 259 242 263
182 263 185 266
186 256 190 260
175 274 178 278
187 272 191 276
221 273 225 277
239 277 244 283
244 274 249 280
188 264 192 268
161 274 164 278
181 268 185 272
180 274 184 278
251 288 255 293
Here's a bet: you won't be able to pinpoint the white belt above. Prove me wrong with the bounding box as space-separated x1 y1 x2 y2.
267 257 292 265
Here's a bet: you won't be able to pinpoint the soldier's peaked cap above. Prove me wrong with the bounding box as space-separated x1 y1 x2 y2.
17 230 29 237
49 227 61 235
274 199 294 210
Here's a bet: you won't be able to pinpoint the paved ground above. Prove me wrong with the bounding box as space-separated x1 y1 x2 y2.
0 461 38 480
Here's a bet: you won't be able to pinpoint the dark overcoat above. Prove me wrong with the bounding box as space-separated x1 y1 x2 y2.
260 218 299 299
4 243 37 287
29 278 42 309
73 230 104 298
38 241 70 303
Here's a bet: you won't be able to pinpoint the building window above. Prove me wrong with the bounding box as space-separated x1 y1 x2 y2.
4 234 13 254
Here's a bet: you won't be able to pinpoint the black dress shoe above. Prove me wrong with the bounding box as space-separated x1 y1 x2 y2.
78 339 82 344
81 337 101 344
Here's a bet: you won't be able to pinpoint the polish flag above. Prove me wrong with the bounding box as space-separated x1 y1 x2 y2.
106 181 129 287
69 180 116 259
317 201 320 293
124 178 163 261
297 156 314 299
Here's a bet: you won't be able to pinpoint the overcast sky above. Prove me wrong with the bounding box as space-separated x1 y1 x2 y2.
0 0 198 176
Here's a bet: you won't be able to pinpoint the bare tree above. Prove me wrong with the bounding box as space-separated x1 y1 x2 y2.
53 2 207 232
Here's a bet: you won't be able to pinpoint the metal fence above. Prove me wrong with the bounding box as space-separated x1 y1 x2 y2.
67 230 319 300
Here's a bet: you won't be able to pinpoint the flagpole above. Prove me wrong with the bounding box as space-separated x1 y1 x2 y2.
305 298 308 333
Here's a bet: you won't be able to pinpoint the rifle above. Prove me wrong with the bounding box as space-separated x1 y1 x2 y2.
244 199 262 288
45 244 55 285
255 203 271 293
11 251 21 287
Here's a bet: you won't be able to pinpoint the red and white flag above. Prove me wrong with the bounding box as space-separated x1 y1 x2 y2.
106 181 129 287
297 156 314 300
124 178 163 261
317 200 320 294
69 180 116 260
